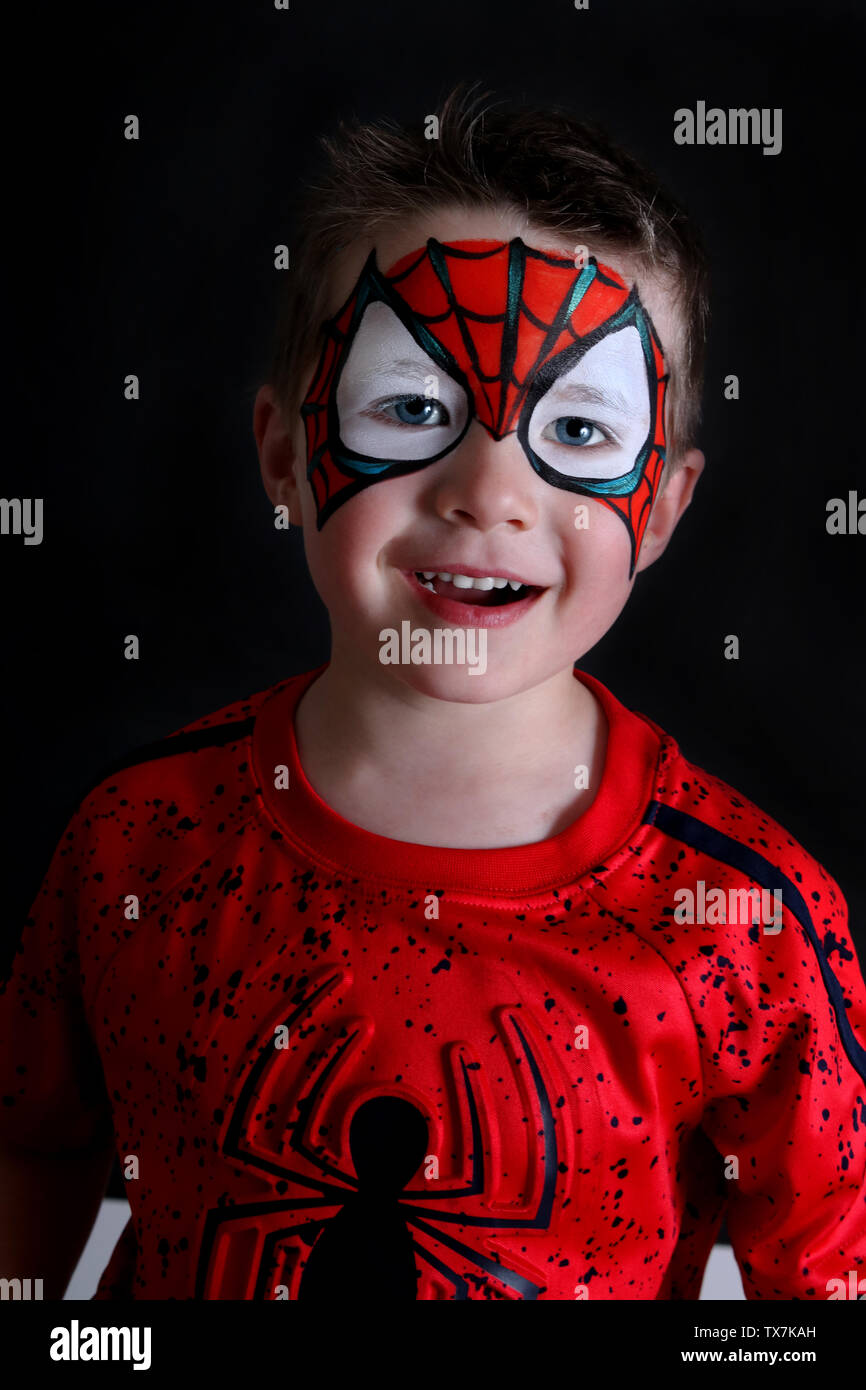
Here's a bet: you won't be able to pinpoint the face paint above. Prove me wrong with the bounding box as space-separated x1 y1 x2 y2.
300 238 669 575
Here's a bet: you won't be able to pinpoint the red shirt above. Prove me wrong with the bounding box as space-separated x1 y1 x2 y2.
2 665 864 1300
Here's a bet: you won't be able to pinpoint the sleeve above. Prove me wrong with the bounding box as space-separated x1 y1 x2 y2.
697 860 866 1300
0 797 114 1153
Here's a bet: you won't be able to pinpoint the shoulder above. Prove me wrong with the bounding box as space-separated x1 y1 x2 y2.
619 716 856 1032
74 678 285 820
94 679 287 781
31 674 309 930
642 727 845 922
628 720 866 1095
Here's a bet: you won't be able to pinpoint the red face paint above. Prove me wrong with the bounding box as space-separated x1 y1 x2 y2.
301 238 669 574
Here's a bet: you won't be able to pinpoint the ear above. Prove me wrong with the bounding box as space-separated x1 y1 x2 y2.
253 384 305 529
634 448 705 573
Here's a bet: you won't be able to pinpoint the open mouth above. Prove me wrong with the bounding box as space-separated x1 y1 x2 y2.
412 570 541 607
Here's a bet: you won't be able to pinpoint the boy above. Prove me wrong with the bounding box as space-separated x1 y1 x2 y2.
1 88 864 1302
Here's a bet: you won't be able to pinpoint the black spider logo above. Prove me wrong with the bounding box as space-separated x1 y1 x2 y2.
196 973 558 1299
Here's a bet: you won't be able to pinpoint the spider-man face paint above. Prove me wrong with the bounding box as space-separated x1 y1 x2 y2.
301 238 669 575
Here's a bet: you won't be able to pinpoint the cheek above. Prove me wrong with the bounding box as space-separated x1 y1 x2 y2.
299 478 409 606
560 499 636 606
566 495 633 564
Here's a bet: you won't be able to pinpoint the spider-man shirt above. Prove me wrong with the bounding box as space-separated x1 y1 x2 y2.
1 665 865 1301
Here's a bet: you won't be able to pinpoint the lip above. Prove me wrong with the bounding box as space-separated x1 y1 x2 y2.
400 568 547 629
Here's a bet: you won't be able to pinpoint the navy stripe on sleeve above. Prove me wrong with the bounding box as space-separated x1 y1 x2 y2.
644 800 866 1086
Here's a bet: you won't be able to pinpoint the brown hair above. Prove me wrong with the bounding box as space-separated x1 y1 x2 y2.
267 83 709 471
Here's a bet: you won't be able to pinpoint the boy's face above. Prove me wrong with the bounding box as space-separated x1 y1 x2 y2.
257 207 702 703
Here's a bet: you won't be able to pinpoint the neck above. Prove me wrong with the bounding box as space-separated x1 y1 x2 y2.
292 643 608 848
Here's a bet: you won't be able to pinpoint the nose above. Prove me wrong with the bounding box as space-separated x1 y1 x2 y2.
426 420 540 532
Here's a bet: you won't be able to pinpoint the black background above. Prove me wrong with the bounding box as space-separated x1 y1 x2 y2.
4 0 863 966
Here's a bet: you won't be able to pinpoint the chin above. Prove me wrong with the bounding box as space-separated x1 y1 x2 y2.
388 659 536 705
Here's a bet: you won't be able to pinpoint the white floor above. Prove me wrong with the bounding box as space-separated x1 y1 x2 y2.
65 1197 745 1299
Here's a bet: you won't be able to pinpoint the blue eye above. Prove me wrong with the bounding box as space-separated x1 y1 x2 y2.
549 417 607 446
371 396 450 428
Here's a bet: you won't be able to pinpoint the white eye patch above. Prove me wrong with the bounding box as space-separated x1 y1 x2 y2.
526 325 652 480
335 301 469 462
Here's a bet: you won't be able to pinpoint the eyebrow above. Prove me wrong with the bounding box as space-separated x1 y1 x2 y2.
545 382 640 417
357 359 643 417
357 356 435 381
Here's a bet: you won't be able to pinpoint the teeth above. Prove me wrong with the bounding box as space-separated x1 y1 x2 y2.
416 570 528 592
